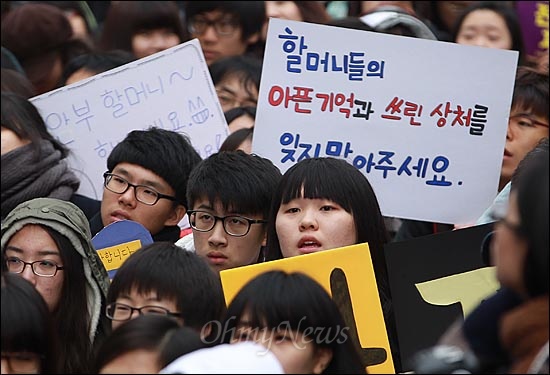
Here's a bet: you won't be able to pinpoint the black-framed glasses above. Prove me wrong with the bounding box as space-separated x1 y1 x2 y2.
6 257 64 277
188 210 266 237
103 172 177 206
188 16 239 36
105 302 182 321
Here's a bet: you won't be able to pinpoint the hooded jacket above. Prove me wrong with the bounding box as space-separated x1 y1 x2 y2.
1 197 110 343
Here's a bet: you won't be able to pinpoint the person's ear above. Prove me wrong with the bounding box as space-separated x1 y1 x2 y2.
313 347 333 374
164 204 186 226
245 31 260 46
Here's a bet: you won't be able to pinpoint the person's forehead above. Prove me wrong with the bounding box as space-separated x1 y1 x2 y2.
197 9 239 21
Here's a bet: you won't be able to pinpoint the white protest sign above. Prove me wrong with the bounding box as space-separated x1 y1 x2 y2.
252 18 518 224
30 39 228 200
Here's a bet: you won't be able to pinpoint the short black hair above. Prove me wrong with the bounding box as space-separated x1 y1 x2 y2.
61 50 135 85
187 150 281 219
107 242 226 337
107 127 202 207
219 127 254 152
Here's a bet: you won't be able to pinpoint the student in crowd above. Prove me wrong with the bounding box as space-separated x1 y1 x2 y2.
1 3 91 94
210 55 262 113
219 270 366 374
89 127 202 242
105 242 225 342
414 1 480 42
1 197 110 373
1 92 99 221
498 67 548 192
32 0 99 48
183 1 265 66
177 150 282 273
452 1 524 64
0 68 37 98
95 315 206 374
434 137 549 374
61 50 135 86
264 157 400 370
1 273 58 374
395 65 549 240
98 1 188 59
219 126 254 153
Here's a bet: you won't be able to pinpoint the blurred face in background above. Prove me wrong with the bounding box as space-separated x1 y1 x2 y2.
455 9 513 50
437 1 478 32
215 74 258 113
132 28 181 59
492 191 528 296
263 1 302 40
189 10 259 65
265 1 302 21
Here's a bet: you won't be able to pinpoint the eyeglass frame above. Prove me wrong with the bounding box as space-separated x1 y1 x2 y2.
187 16 239 36
187 210 267 237
5 257 64 277
103 172 177 206
105 302 182 321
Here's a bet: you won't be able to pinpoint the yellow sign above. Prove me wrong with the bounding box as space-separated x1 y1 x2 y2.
220 243 395 374
96 239 142 271
416 267 499 316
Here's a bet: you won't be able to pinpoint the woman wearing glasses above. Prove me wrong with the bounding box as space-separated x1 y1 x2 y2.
1 197 110 373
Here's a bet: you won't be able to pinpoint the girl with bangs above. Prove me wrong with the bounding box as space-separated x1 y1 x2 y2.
264 156 400 371
220 270 365 374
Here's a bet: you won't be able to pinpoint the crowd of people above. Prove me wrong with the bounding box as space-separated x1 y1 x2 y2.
1 1 548 374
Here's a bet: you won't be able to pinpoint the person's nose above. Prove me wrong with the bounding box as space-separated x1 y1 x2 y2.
20 263 37 285
201 24 219 42
118 186 138 207
299 209 319 231
208 219 228 246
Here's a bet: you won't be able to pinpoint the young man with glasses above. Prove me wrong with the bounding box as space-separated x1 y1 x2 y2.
184 1 266 66
177 150 282 273
105 242 225 341
89 127 202 242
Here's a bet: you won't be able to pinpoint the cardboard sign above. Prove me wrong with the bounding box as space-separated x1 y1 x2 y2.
30 39 228 200
384 223 498 370
220 243 395 374
253 18 518 224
